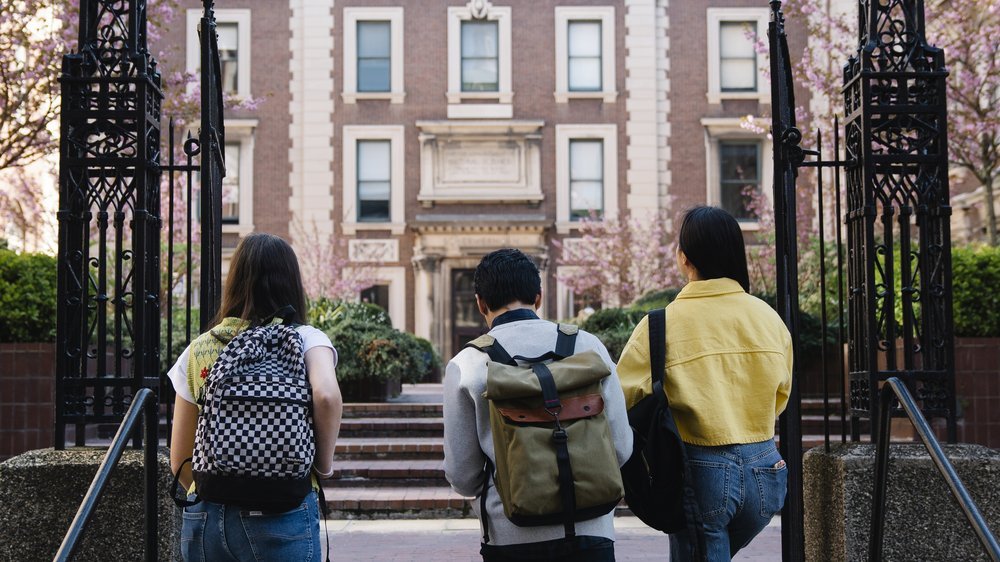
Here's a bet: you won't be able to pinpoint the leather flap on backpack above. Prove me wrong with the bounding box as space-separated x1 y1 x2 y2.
497 394 604 423
485 350 610 400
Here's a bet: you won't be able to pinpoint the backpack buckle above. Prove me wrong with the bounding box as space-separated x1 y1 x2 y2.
552 428 568 444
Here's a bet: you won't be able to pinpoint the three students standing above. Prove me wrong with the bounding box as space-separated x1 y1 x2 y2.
169 205 791 562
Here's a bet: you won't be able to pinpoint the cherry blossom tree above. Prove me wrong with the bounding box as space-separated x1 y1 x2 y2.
554 210 682 309
292 220 379 302
928 0 1000 245
757 1 1000 245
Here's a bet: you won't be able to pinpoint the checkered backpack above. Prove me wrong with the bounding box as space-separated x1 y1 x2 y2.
190 320 315 511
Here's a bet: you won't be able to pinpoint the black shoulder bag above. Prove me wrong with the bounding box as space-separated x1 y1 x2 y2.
620 308 707 560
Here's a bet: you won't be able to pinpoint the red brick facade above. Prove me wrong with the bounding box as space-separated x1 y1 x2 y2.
947 339 1000 448
0 344 55 460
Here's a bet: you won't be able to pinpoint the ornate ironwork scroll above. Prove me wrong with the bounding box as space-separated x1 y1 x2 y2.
57 0 163 446
843 0 956 439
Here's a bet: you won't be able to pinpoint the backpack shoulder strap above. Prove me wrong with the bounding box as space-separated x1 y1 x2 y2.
465 335 516 366
554 323 578 358
647 309 668 406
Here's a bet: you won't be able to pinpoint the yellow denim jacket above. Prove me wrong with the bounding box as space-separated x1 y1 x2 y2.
617 278 793 446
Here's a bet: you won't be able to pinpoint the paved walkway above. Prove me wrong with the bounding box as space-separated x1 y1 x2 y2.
321 516 782 561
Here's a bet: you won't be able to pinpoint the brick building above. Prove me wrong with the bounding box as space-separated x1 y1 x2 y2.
165 0 802 359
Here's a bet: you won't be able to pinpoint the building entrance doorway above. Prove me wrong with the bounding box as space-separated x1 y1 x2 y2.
451 269 488 357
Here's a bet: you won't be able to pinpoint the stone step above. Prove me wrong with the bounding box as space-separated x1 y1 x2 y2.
326 459 448 488
335 437 443 460
343 403 443 419
323 486 473 519
339 417 443 438
322 486 638 520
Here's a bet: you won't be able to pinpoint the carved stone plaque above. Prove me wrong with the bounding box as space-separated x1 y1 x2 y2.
348 239 399 263
439 142 521 184
416 120 544 204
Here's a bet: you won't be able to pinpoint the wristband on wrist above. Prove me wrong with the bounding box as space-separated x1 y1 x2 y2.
313 465 335 479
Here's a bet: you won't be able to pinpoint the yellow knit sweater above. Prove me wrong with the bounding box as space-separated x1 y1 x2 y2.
617 278 793 446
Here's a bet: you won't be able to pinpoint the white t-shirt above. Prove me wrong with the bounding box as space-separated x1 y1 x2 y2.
166 324 337 404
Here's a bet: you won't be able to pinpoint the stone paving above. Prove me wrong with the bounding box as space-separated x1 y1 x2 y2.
320 517 783 561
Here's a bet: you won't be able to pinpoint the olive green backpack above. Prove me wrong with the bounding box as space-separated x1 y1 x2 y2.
467 324 624 542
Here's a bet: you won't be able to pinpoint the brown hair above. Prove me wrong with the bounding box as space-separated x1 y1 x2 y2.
212 233 308 326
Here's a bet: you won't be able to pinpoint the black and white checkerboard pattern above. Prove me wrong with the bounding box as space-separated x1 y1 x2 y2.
193 323 315 480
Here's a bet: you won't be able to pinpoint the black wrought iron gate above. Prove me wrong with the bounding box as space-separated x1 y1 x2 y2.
56 0 225 450
768 1 957 560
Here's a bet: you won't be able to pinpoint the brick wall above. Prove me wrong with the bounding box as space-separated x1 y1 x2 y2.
948 338 1000 448
0 343 55 460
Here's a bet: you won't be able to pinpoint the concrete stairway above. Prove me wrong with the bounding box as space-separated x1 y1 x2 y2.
321 385 473 519
320 385 862 518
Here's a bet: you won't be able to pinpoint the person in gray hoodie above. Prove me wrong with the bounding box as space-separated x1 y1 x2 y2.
443 248 633 562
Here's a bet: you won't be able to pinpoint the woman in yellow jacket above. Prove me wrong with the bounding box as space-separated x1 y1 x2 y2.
617 206 793 562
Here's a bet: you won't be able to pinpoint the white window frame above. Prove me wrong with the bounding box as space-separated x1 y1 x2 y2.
220 119 257 236
554 6 616 103
342 125 406 235
186 9 252 99
555 124 619 234
706 8 770 105
447 2 512 105
343 7 405 104
701 117 772 231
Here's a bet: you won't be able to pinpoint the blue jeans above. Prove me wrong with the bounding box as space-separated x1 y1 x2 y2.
480 536 614 561
181 491 322 562
670 440 787 562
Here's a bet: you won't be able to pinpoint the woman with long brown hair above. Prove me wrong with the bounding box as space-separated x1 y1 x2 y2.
168 233 342 561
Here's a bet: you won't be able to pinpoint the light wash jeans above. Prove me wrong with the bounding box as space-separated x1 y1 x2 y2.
181 491 321 562
669 440 787 562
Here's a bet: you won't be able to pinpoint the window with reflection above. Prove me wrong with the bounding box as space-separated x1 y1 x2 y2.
360 284 390 312
568 21 601 91
217 22 239 96
461 21 499 92
357 21 391 92
719 141 760 221
569 139 604 221
221 143 241 223
357 140 391 222
719 21 756 92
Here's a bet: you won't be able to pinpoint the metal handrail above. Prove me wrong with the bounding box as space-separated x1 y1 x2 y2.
54 387 159 562
870 377 1000 561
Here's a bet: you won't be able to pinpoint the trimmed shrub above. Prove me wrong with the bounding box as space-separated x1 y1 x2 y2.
324 319 429 384
952 245 1000 337
309 298 391 332
0 250 57 343
579 308 644 362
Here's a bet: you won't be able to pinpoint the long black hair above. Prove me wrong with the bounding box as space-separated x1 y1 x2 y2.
678 206 751 293
212 232 309 326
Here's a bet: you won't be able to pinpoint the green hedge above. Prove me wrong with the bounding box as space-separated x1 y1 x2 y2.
0 250 57 343
952 245 1000 337
311 299 439 383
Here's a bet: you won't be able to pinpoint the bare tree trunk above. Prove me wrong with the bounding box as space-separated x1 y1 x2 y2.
984 174 999 246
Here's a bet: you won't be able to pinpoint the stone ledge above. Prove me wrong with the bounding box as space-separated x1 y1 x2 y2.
0 447 180 562
804 443 1000 562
